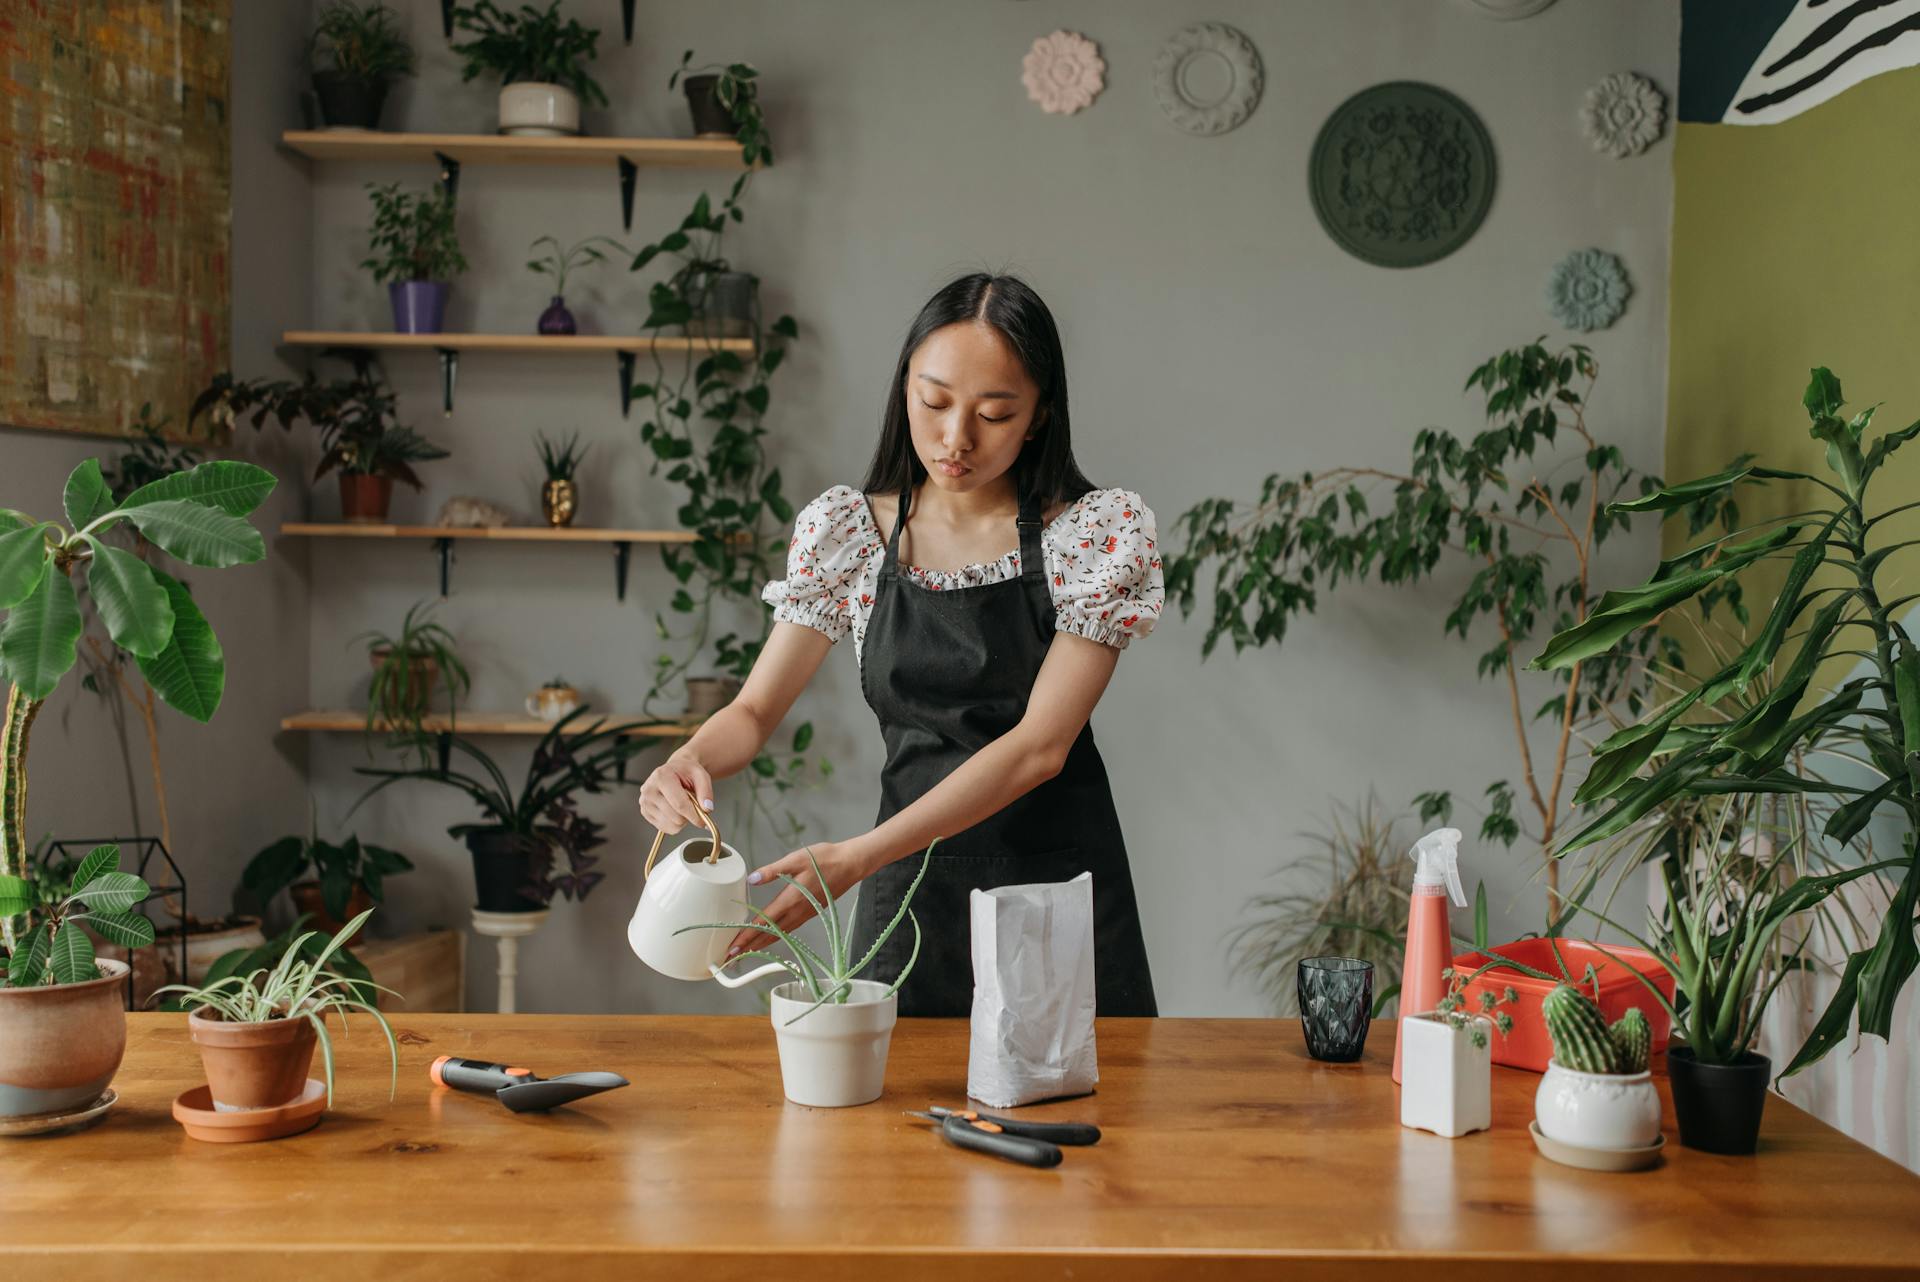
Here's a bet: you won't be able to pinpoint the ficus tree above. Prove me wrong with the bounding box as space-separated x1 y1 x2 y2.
0 458 276 951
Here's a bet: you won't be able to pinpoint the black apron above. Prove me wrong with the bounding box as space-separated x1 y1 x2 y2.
847 480 1158 1018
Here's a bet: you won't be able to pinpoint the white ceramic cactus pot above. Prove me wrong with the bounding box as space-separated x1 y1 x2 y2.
1534 1060 1661 1149
498 82 580 137
1398 1012 1492 1139
769 979 896 1108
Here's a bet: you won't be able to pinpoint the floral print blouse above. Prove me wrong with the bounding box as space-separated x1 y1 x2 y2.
762 484 1165 666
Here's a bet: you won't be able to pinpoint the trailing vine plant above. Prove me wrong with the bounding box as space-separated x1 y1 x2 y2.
1166 342 1738 916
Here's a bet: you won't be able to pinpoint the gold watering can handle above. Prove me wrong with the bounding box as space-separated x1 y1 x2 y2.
644 784 724 878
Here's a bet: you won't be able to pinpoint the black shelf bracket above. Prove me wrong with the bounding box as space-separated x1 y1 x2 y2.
436 731 453 774
440 0 455 37
435 151 461 206
621 0 635 44
438 347 459 415
613 540 632 601
433 536 454 597
617 349 636 418
617 156 637 230
615 733 632 781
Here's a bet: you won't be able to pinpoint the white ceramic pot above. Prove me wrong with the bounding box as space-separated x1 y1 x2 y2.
1534 1060 1661 1149
1398 1012 1492 1138
628 836 753 981
770 979 897 1108
498 82 580 136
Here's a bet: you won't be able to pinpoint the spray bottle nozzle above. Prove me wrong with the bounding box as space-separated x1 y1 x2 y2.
1411 827 1468 908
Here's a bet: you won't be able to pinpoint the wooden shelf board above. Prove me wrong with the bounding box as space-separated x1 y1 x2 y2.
282 331 754 354
281 130 749 169
282 523 696 544
281 710 701 736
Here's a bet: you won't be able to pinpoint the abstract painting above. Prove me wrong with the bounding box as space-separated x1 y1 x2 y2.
0 1 231 441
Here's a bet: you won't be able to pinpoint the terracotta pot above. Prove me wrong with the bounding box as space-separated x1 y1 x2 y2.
188 1008 317 1111
684 676 742 718
339 473 394 522
0 959 129 1120
368 648 440 715
288 882 374 938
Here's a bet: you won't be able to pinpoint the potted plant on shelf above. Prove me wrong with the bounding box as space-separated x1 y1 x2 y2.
1399 965 1517 1139
308 0 415 131
354 707 664 913
451 0 608 137
525 676 580 722
0 846 153 1123
194 353 449 522
1531 982 1660 1164
156 909 397 1125
362 181 467 334
534 430 587 527
358 600 471 762
670 50 770 153
241 829 414 936
527 235 625 336
676 843 933 1108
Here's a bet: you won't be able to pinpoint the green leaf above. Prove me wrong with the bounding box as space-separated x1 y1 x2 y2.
73 870 147 914
1803 367 1844 420
47 922 98 984
62 459 115 530
0 522 52 610
0 564 83 698
134 567 225 722
119 499 264 568
85 541 175 658
1896 648 1920 757
791 721 813 753
1609 463 1757 513
0 872 31 918
1732 517 1834 693
71 845 120 891
1557 746 1730 856
1825 778 1899 844
87 910 155 950
1473 881 1488 950
1781 951 1868 1078
117 460 277 519
7 922 50 987
242 835 307 901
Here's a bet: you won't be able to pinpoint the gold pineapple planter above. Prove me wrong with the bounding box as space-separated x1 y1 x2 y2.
541 478 578 528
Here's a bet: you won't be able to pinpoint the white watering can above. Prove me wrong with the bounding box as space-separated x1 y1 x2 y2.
627 788 788 987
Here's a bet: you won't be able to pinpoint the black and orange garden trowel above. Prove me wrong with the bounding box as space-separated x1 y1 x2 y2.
429 1056 630 1114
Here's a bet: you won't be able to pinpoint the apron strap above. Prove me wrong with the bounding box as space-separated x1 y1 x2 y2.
885 481 913 568
1016 483 1047 581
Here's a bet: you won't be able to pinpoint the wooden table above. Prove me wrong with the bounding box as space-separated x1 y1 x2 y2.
10 1016 1918 1280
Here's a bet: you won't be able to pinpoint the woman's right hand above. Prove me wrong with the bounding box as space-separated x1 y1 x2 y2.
639 750 716 834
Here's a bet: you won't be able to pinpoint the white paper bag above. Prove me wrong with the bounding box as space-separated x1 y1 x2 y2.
967 871 1098 1108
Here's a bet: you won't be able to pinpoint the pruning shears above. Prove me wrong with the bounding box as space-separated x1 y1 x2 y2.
905 1105 1102 1168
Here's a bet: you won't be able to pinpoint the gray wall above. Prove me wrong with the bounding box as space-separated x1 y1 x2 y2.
289 0 1680 1015
0 4 313 929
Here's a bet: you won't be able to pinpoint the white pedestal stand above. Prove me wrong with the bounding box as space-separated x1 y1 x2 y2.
469 908 549 1014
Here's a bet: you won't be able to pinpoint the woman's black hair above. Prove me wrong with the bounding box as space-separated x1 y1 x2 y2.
859 272 1097 510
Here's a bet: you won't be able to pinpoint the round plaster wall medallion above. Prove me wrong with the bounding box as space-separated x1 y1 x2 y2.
1022 30 1105 115
1308 81 1496 269
1151 23 1263 135
1455 0 1558 17
1581 71 1666 157
1546 248 1631 331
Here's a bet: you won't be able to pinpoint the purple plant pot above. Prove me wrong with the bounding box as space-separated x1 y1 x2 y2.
389 281 449 334
537 295 577 336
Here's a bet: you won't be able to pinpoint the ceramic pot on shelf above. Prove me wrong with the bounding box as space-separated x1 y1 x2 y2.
537 296 576 336
187 1009 316 1112
339 474 394 523
682 269 757 340
1398 1012 1492 1138
525 684 581 722
388 281 449 334
312 72 390 130
541 479 578 528
1533 1060 1661 1150
0 960 130 1122
499 82 580 136
681 74 734 136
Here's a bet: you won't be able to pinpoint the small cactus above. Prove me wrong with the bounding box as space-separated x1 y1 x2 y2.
1542 982 1621 1074
1610 1006 1651 1074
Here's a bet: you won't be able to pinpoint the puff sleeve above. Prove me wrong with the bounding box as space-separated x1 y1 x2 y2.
1045 489 1165 649
760 485 881 643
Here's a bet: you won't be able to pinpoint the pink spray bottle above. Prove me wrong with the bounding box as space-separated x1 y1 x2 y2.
1392 826 1467 1085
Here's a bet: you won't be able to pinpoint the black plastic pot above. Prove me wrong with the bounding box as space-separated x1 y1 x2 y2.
682 74 735 137
1668 1045 1770 1155
465 829 547 914
313 71 390 130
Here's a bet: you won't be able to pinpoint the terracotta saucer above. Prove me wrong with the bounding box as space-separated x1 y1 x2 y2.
0 1088 116 1138
173 1079 326 1143
1529 1120 1665 1172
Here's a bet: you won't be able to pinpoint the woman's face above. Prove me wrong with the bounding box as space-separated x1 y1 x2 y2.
905 321 1043 496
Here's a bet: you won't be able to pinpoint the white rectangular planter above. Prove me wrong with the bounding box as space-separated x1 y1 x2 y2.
1398 1013 1491 1138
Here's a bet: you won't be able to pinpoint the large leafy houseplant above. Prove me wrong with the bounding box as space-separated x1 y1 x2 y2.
1532 367 1920 1077
242 830 414 926
0 459 275 952
0 844 155 986
1167 342 1726 913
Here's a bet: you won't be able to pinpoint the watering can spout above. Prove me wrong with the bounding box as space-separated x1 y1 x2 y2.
710 959 791 988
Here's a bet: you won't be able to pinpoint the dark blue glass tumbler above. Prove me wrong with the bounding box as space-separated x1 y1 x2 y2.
1296 956 1374 1062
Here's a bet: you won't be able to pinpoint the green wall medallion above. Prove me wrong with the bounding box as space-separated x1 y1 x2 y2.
1309 81 1496 269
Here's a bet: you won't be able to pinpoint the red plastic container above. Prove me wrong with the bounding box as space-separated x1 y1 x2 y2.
1451 939 1675 1073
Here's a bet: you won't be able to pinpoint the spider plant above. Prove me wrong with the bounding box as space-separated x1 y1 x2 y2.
154 908 399 1108
535 430 589 482
359 600 471 762
675 842 933 1025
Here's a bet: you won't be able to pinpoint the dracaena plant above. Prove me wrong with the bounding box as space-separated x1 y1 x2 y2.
1532 367 1920 1076
1167 342 1723 913
0 844 155 987
0 459 276 951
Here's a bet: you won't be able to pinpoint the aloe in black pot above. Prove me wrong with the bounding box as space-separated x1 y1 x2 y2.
309 1 416 131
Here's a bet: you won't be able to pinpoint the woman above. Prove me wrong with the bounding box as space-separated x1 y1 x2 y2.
639 272 1159 1017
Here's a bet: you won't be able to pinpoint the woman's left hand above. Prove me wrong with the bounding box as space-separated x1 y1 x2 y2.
726 840 872 960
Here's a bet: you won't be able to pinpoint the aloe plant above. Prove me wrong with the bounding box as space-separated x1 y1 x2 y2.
1532 367 1919 1075
0 459 275 952
0 844 155 986
675 843 933 1025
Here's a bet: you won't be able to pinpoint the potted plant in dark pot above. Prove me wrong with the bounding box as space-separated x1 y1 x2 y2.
362 181 467 334
194 352 450 522
241 829 414 937
670 50 769 151
355 708 668 913
526 234 625 336
451 0 608 138
0 457 275 1124
308 0 415 131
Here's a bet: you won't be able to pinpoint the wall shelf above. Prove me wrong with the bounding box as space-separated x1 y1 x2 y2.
281 331 754 417
283 522 696 600
281 710 700 736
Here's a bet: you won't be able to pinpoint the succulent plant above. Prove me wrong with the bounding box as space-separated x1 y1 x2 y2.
1610 1005 1652 1074
1542 982 1623 1074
